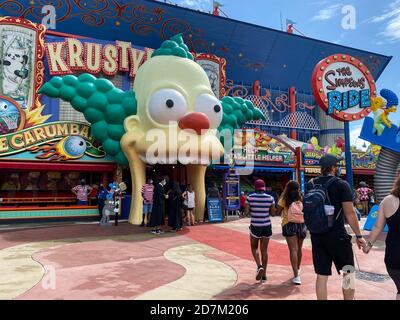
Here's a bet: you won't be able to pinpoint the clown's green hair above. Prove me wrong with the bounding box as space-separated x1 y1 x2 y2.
152 34 194 60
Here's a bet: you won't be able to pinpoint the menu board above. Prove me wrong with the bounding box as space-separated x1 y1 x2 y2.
223 171 240 210
207 198 223 222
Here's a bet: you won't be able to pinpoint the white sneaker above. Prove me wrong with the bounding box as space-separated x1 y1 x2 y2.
256 266 264 281
292 276 301 285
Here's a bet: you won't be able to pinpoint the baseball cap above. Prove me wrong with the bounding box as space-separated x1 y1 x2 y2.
255 179 266 191
319 154 343 168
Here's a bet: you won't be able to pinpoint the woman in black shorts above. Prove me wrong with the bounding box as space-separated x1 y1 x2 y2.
364 176 400 300
277 181 307 285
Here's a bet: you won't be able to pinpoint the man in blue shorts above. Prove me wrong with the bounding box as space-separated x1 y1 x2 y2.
141 178 154 226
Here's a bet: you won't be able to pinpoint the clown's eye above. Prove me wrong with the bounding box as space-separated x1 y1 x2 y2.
148 89 187 124
195 94 223 128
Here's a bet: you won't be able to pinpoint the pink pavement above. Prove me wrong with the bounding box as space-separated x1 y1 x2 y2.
181 223 313 265
0 218 396 300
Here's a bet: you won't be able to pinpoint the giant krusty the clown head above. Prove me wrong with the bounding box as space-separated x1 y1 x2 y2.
39 34 265 224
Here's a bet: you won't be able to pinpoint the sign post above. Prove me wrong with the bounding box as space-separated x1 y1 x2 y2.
312 54 377 188
344 121 354 188
223 168 241 218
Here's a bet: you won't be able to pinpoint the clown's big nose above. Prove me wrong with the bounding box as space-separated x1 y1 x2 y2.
178 112 210 135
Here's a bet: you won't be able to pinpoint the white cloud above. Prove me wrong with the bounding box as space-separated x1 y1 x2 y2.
163 0 212 11
312 4 342 21
350 123 370 150
367 0 400 43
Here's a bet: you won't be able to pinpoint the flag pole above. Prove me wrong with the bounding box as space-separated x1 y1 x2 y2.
280 11 283 31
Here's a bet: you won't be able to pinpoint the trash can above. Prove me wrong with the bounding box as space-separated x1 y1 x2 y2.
121 195 131 220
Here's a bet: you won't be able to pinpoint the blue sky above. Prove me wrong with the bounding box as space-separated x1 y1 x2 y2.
159 0 400 149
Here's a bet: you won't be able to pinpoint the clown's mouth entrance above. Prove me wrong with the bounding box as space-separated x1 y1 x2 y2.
121 163 188 195
146 163 187 186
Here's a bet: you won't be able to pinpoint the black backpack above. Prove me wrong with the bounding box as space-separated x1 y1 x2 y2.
303 177 340 234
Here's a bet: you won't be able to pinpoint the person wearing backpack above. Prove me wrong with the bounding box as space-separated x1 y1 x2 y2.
277 181 306 285
303 154 366 300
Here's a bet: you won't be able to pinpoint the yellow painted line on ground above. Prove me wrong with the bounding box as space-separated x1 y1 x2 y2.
135 244 237 300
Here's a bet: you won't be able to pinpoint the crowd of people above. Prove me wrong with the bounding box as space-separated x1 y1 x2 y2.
245 154 399 300
69 177 206 231
139 176 201 235
70 179 122 226
70 161 399 300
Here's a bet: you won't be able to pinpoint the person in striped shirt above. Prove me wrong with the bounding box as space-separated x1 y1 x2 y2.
141 178 154 226
245 179 276 283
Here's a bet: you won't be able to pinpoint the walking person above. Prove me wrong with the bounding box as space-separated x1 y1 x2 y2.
148 178 167 235
304 155 366 300
141 177 154 227
277 180 306 285
245 179 276 283
96 184 108 219
363 176 400 300
356 182 373 216
183 184 196 226
168 181 183 231
72 179 93 205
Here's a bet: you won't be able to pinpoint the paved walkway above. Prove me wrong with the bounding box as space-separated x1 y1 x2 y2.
0 217 396 300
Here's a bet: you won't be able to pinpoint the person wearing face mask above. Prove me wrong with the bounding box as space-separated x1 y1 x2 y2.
148 177 167 235
72 179 93 205
141 177 154 227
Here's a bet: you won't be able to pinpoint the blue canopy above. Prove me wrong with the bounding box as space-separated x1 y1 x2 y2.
1 0 391 92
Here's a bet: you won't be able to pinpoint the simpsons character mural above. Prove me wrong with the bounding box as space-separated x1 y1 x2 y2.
39 34 264 224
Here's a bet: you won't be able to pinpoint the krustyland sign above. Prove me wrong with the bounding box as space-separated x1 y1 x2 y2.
45 39 227 97
312 54 376 121
45 38 154 77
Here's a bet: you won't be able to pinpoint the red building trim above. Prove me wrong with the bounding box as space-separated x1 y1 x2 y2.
0 161 116 172
46 30 88 39
353 169 375 175
0 205 97 212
